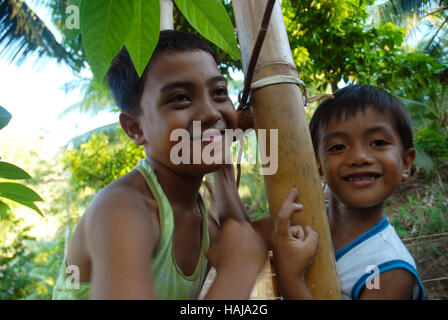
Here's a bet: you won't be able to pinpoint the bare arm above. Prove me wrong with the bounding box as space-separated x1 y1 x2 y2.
213 163 251 223
204 219 268 299
86 190 159 299
271 188 319 300
213 163 273 247
359 269 415 300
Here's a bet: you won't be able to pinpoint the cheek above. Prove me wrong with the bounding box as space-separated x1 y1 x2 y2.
383 160 404 184
320 156 335 177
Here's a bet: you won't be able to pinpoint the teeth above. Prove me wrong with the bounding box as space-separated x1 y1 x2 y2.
346 176 375 182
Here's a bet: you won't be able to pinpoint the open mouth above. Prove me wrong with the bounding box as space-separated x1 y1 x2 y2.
342 173 381 183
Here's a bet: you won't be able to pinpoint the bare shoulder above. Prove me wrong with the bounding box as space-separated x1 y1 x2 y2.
77 170 162 298
66 169 162 291
360 268 415 300
84 169 160 254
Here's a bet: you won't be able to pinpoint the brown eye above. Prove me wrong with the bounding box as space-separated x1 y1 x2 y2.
214 87 228 97
327 144 345 152
170 93 189 103
371 139 389 147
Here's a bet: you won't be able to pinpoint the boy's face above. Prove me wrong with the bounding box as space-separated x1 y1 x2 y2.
317 107 415 209
137 50 237 175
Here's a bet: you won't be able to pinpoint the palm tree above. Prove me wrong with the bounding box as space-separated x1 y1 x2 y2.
0 0 78 67
372 0 447 59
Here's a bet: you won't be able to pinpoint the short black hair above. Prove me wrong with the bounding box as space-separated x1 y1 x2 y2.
106 30 216 115
309 84 414 160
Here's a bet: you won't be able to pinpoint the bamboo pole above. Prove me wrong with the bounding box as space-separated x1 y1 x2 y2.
160 0 174 30
232 0 341 299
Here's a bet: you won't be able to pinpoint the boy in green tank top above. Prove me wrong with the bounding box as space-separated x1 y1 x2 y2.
53 30 269 299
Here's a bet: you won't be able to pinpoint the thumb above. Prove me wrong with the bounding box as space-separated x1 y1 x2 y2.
304 226 319 251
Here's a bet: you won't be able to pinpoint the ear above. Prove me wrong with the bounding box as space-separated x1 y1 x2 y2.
120 112 145 145
401 148 416 180
317 161 325 179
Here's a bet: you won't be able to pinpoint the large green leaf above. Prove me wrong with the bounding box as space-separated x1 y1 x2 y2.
125 0 160 77
81 0 134 80
0 200 10 221
0 106 12 130
10 198 44 217
0 182 43 202
65 0 82 40
0 161 32 180
174 0 240 59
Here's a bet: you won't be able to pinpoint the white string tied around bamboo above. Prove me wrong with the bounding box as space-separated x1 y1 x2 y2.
250 74 334 105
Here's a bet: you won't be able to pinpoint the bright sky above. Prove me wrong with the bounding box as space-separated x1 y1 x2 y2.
0 1 118 162
0 58 118 156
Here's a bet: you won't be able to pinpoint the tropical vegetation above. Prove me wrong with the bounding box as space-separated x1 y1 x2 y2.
0 0 446 299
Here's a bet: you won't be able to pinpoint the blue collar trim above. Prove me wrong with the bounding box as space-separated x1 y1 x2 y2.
335 216 390 261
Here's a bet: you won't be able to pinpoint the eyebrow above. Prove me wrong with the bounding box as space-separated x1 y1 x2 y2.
322 125 394 143
322 131 348 144
160 76 227 94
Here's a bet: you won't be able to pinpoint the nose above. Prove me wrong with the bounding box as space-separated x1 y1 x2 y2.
195 95 222 129
346 144 374 167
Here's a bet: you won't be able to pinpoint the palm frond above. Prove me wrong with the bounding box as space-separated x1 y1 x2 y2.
373 0 447 26
0 0 77 67
59 76 116 117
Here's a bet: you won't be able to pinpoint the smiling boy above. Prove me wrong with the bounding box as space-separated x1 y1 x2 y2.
52 30 268 300
272 84 425 300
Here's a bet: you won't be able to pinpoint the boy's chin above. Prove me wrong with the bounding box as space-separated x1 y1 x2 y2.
335 194 388 210
170 161 230 176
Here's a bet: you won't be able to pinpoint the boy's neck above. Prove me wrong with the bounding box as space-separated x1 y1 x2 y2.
328 194 385 250
145 157 203 213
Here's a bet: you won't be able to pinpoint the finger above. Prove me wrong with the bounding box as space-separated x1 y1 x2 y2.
274 188 300 236
304 226 319 250
290 225 305 240
276 204 303 237
279 188 299 211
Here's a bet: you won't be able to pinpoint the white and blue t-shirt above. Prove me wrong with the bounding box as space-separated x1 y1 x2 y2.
334 216 425 300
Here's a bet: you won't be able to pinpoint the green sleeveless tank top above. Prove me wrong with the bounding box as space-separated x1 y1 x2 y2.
52 159 209 300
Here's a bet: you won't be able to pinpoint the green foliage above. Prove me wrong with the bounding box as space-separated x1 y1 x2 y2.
284 0 378 91
0 218 65 299
171 1 242 78
80 0 134 80
283 0 448 97
390 184 448 238
65 0 82 40
60 76 115 117
174 0 240 59
0 224 37 299
125 0 160 77
23 237 66 300
70 0 239 80
0 161 31 180
376 51 448 100
414 126 448 167
238 163 269 221
63 130 145 192
0 106 43 219
0 106 12 129
414 146 435 175
0 0 80 68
